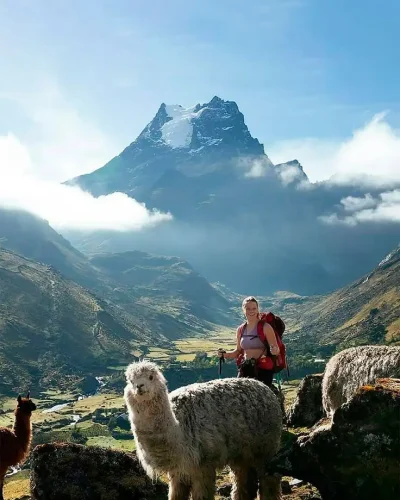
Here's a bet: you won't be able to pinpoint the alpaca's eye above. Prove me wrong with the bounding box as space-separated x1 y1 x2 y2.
149 375 153 381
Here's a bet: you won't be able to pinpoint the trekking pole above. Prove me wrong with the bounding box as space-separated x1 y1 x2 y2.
218 350 226 378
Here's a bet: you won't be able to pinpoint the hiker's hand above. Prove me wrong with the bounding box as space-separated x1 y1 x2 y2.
217 348 226 358
270 345 280 356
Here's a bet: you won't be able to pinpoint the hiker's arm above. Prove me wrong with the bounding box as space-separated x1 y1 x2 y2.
218 328 242 359
263 323 280 356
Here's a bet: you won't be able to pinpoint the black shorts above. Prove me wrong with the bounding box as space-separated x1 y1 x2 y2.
238 359 274 387
256 368 274 387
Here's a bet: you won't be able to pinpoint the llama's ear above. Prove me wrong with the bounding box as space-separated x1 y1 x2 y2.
17 395 22 404
27 391 30 399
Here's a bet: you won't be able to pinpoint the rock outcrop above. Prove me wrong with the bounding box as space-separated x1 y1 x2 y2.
30 443 168 500
269 378 400 500
286 374 324 427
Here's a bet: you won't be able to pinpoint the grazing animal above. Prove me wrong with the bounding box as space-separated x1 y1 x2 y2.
124 360 283 500
322 345 400 417
0 392 36 500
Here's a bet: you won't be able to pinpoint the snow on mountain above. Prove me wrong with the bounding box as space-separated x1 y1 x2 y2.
378 245 400 267
161 104 207 148
137 96 265 156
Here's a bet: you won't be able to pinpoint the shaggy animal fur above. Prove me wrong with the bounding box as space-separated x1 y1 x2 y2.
124 360 283 500
322 345 400 417
0 393 36 500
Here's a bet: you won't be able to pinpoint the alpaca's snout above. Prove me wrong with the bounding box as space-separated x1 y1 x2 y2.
137 383 145 394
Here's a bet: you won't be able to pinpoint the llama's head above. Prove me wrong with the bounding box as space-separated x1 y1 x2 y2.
125 360 167 401
16 392 37 416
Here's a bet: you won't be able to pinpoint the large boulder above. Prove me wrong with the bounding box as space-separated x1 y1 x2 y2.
30 443 168 500
269 378 400 500
286 374 324 427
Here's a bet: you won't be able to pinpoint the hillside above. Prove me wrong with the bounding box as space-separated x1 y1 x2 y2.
89 251 233 326
0 247 156 395
0 207 237 346
0 208 99 288
268 246 400 360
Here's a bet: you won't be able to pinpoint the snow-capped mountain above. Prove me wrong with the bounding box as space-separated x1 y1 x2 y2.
69 96 291 199
65 96 399 296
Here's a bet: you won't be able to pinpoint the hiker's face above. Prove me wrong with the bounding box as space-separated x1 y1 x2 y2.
244 301 259 320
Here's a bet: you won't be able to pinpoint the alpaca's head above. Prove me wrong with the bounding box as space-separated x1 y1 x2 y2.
16 392 37 416
125 360 167 401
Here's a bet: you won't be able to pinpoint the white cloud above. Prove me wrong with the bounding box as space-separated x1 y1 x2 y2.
267 138 338 183
319 190 400 226
0 134 172 231
237 156 274 178
2 79 118 183
340 194 377 213
275 162 305 186
244 158 268 178
267 113 400 187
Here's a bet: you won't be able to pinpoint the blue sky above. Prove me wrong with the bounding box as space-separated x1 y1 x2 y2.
0 0 399 183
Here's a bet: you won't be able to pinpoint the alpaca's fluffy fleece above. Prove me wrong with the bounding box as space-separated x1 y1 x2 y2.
124 360 283 500
322 345 400 417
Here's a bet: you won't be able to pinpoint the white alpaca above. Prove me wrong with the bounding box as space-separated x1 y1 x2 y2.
124 360 283 500
322 345 400 417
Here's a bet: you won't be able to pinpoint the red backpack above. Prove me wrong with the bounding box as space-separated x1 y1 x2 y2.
236 312 288 374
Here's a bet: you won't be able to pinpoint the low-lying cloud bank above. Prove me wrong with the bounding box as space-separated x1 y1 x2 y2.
0 133 172 231
320 190 400 226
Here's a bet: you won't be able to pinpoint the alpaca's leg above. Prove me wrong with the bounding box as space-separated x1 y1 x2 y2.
259 472 282 500
190 466 216 500
230 466 257 500
168 473 191 500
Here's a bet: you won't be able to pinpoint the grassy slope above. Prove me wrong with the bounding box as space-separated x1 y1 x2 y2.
259 247 400 358
0 248 158 394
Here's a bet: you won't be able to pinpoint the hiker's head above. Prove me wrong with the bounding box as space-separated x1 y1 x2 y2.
242 296 259 320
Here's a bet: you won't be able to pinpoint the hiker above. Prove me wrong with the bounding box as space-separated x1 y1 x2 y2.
217 296 282 387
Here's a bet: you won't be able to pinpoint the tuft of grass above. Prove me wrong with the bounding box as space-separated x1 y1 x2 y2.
4 470 30 499
386 317 400 342
86 436 136 452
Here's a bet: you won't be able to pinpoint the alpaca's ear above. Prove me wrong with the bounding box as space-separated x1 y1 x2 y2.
27 391 30 399
17 395 22 404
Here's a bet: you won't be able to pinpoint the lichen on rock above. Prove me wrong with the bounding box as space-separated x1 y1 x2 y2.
269 378 400 500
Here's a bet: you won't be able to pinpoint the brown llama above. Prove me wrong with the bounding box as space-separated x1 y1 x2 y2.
0 392 36 500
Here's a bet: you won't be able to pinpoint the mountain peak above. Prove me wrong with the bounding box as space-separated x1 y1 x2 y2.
67 95 265 197
137 96 264 155
209 95 224 104
274 159 309 185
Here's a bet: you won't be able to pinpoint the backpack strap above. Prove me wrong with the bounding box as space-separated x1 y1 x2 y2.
257 316 278 360
238 322 247 339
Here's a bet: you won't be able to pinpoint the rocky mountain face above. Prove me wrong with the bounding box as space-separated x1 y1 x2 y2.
65 96 399 296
